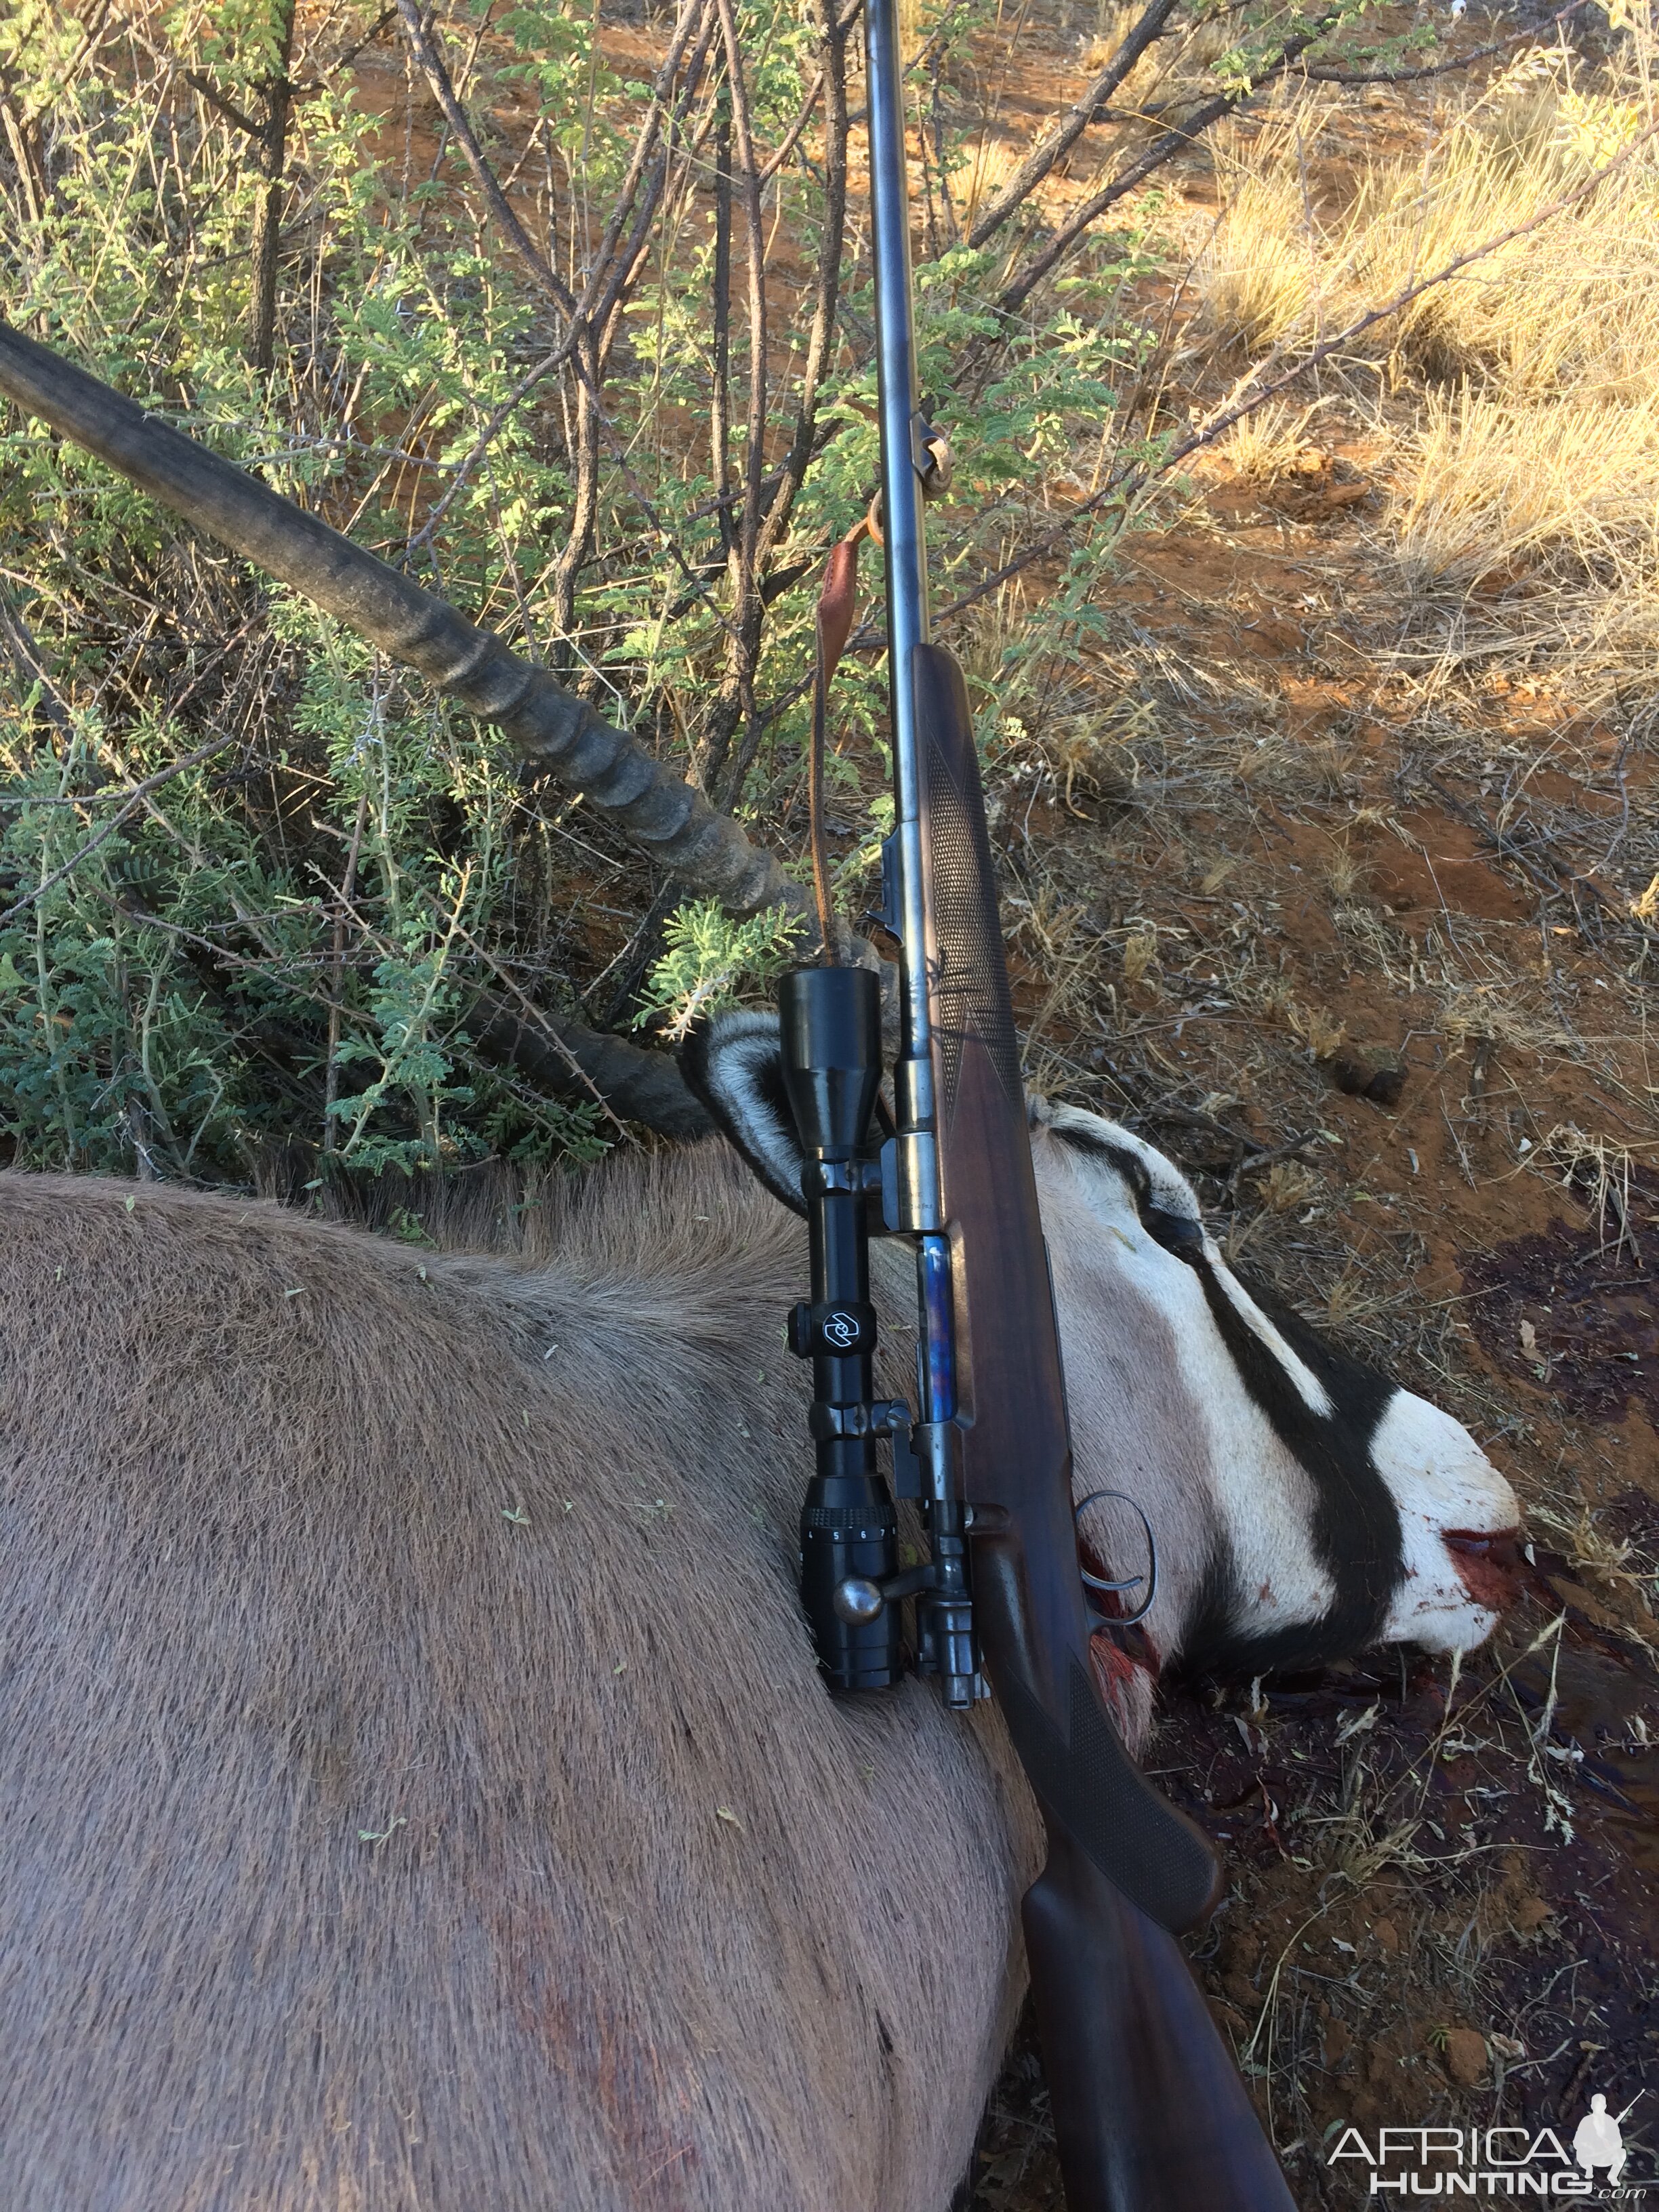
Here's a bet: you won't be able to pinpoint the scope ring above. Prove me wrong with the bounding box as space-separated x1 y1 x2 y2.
1073 1488 1158 1629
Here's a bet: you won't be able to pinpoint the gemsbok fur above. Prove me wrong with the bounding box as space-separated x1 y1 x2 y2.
0 1012 1519 2210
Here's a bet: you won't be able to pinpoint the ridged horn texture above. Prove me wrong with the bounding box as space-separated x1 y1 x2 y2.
0 317 813 934
464 990 713 1140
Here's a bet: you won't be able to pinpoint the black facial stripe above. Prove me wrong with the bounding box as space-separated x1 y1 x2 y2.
1177 1543 1242 1680
1049 1122 1153 1204
1179 1256 1404 1679
1046 1124 1208 1257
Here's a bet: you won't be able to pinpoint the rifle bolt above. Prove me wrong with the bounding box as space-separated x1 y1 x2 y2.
832 1576 886 1626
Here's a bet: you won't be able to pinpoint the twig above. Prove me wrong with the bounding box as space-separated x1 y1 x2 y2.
757 0 851 567
0 588 73 734
0 737 235 927
966 0 1181 251
247 0 299 371
408 884 639 1142
394 0 579 323
938 111 1659 625
1426 771 1645 935
1440 1092 1477 1189
1224 1130 1317 1200
398 0 741 648
995 10 1346 319
757 64 824 185
323 789 369 1153
1305 0 1590 85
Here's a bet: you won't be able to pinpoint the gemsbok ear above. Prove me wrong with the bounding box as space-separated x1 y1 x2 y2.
680 1011 808 1214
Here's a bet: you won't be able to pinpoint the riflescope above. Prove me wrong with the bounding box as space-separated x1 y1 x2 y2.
779 965 911 1694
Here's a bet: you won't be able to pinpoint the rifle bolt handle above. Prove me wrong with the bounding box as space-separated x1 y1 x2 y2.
833 1577 886 1626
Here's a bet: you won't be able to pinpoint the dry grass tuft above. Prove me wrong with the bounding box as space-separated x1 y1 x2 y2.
1120 924 1162 985
1191 56 1659 644
1196 64 1659 392
1324 839 1370 899
1199 107 1336 349
1286 998 1347 1059
1217 396 1330 482
1536 1122 1647 1255
1391 384 1659 589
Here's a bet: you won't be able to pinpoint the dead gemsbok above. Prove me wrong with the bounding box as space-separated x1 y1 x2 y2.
0 1024 1518 2210
0 319 1519 2209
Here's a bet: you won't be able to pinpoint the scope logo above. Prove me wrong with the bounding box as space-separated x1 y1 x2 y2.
1327 2093 1643 2198
820 1310 861 1350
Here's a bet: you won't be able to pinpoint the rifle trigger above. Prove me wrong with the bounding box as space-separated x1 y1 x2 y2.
1073 1488 1160 1629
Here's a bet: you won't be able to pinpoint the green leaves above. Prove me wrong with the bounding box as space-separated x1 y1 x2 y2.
0 0 1208 1190
633 899 805 1041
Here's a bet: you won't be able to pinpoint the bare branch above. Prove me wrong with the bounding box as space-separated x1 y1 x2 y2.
1303 0 1589 85
758 64 825 185
248 0 299 371
0 587 73 734
395 0 737 657
758 0 851 562
394 0 580 323
996 11 1343 319
966 0 1181 252
180 68 262 140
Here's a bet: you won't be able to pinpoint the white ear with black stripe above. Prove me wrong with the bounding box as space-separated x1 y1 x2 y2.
679 1011 807 1213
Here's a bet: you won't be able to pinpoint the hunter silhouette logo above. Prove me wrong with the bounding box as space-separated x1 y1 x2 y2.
1328 2090 1645 2196
1574 2095 1628 2187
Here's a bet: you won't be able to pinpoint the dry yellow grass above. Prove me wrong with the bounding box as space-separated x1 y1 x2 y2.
1187 48 1659 644
1391 384 1659 587
1199 106 1340 348
1196 61 1659 394
1216 395 1330 480
1347 77 1659 396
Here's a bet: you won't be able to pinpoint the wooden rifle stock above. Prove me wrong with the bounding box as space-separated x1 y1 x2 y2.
910 643 1296 2212
1025 1833 1297 2210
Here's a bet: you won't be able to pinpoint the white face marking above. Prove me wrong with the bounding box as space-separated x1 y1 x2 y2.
1371 1391 1519 1652
1042 1104 1335 1416
1036 1118 1336 1652
1035 1101 1517 1670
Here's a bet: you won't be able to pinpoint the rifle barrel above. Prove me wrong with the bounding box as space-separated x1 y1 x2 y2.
867 0 933 1082
865 0 964 1541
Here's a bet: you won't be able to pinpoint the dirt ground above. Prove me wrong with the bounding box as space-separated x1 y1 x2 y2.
909 7 1659 2203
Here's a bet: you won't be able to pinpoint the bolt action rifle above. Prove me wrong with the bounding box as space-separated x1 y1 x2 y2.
774 5 1300 2206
